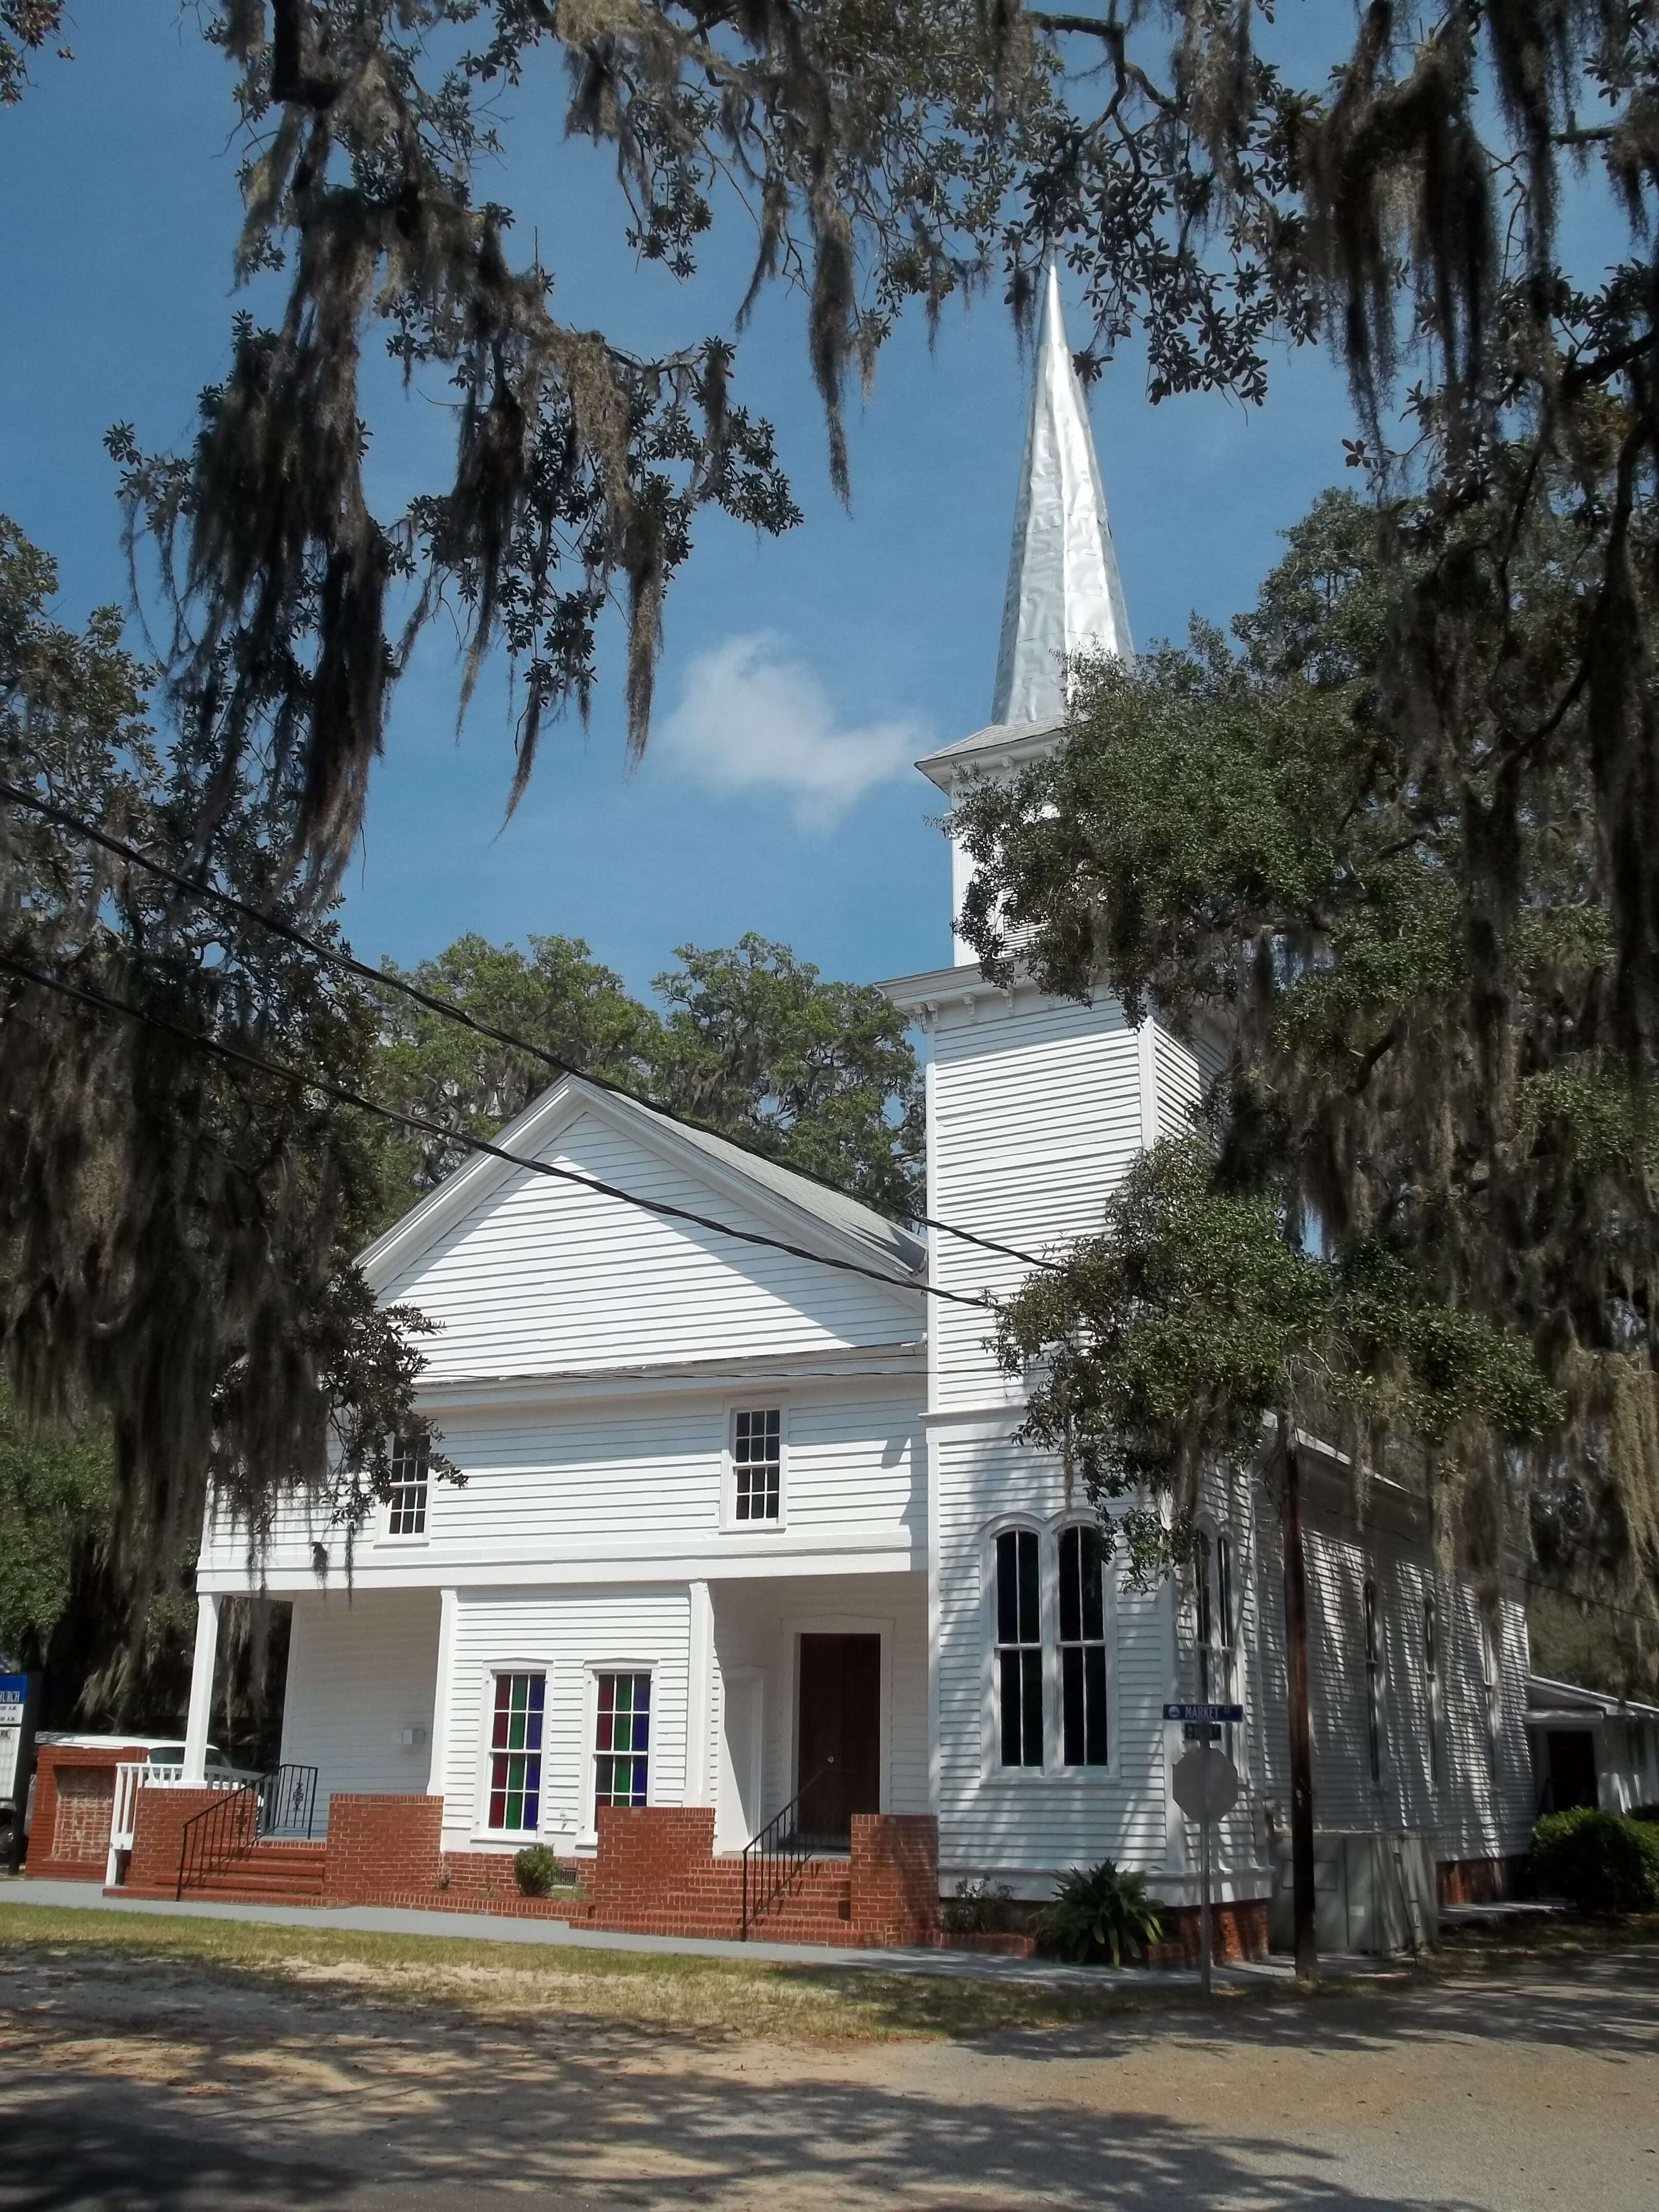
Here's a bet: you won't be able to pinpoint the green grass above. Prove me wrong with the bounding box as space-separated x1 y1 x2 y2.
0 1900 1162 2042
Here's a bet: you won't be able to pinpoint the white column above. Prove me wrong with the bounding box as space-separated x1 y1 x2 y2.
427 1588 459 1798
686 1581 713 1805
183 1592 221 1783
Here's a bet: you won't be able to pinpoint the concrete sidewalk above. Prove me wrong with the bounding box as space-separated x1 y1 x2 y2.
1 1872 1386 1988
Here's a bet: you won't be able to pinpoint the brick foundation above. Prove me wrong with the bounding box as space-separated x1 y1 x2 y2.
1438 1853 1530 1907
1147 1898 1270 1967
25 1744 150 1883
125 1784 233 1894
324 1793 444 1904
850 1813 939 1945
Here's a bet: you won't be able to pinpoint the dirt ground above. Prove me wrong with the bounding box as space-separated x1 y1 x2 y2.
2 1927 1657 2209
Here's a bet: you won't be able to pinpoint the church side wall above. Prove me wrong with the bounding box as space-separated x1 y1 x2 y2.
1249 1478 1535 1867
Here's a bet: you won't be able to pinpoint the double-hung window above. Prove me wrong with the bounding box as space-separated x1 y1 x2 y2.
386 1435 429 1537
1363 1577 1383 1786
731 1408 782 1523
1424 1593 1442 1787
486 1671 544 1832
995 1529 1044 1768
594 1671 652 1808
1058 1525 1110 1767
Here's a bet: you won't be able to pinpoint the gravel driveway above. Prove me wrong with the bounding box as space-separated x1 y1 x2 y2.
2 1934 1655 2209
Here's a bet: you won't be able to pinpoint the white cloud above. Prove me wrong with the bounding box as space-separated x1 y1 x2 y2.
657 633 926 829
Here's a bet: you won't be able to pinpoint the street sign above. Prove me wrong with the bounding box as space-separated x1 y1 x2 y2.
1170 1743 1241 2002
1182 1721 1222 1743
1163 1702 1243 1723
1172 1745 1241 1823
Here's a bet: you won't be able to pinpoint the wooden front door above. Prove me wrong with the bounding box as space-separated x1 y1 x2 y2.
795 1633 881 1845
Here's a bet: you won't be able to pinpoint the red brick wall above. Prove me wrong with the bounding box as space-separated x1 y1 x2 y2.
586 1805 716 1920
324 1793 444 1905
26 1745 149 1883
1439 1853 1528 1906
126 1786 235 1893
1147 1898 1270 1966
850 1814 939 1945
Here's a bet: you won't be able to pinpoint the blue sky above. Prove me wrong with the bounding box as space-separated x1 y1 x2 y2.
1 10 1362 998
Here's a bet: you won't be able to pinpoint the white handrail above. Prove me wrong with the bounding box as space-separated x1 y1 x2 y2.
104 1761 247 1887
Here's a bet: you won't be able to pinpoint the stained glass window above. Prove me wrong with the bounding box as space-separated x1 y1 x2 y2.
594 1671 651 1809
733 1408 782 1521
1058 1525 1109 1767
487 1671 544 1831
995 1528 1043 1768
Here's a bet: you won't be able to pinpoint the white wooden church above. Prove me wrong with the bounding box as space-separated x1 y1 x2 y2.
183 266 1538 1950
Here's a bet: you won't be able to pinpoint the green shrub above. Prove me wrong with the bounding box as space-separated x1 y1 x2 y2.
940 1878 1014 1935
513 1843 563 1898
1531 1808 1658 1913
1036 1859 1163 1965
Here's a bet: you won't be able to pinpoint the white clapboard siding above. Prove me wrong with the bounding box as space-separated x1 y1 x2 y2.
709 1571 931 1832
440 1585 692 1847
378 1109 921 1382
928 991 1147 1404
279 1589 442 1816
933 1427 1173 1886
1250 1501 1535 1860
1153 1024 1212 1144
201 1384 925 1585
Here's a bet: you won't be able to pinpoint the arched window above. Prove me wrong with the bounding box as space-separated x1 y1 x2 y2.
1058 1524 1109 1767
995 1528 1043 1767
1424 1593 1441 1788
1363 1576 1383 1786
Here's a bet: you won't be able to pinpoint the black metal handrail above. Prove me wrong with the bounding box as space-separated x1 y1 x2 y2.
740 1760 832 1939
175 1763 320 1898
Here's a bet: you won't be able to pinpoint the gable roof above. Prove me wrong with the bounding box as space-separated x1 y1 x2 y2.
357 1073 926 1297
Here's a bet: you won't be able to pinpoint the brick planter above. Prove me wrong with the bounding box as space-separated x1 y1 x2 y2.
1146 1897 1270 1967
25 1744 150 1883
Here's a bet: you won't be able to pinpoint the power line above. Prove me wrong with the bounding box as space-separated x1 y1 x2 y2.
0 779 1062 1279
0 954 995 1312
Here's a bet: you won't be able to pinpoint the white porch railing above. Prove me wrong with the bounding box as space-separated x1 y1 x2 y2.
105 1762 245 1886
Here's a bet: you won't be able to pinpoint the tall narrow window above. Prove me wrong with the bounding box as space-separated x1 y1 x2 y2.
1058 1525 1109 1767
1195 1532 1234 1704
486 1671 544 1831
1478 1608 1502 1738
1363 1578 1382 1786
594 1671 652 1808
995 1528 1043 1768
1424 1593 1442 1787
387 1435 429 1536
732 1408 782 1522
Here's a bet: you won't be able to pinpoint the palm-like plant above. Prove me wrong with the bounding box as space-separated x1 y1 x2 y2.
1036 1859 1163 1966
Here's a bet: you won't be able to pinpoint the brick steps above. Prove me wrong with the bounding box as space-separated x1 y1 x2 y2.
176 1839 328 1904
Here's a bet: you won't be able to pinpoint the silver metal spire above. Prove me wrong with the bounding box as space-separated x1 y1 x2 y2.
989 260 1133 725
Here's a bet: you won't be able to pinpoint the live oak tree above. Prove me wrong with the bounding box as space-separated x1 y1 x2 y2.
0 515 453 1625
955 480 1659 1974
368 929 924 1226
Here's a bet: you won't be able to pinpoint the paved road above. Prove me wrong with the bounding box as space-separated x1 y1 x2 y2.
2 1930 1655 2208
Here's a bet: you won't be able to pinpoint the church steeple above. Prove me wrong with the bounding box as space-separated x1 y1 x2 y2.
989 260 1132 725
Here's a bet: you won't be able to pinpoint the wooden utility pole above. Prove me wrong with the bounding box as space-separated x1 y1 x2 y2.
1280 1416 1319 1989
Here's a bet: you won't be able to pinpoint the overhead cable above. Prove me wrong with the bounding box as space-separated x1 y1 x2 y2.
0 779 1063 1277
0 954 995 1312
